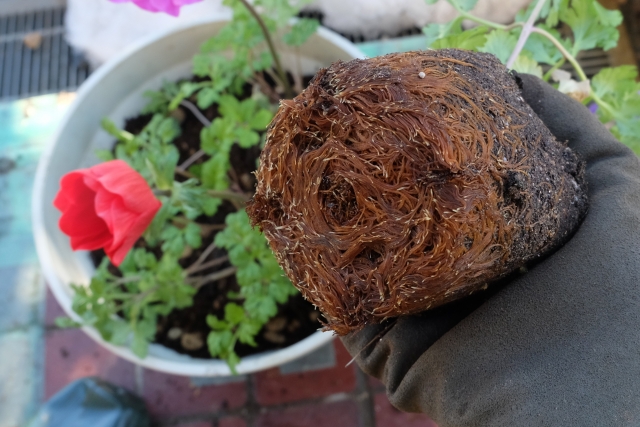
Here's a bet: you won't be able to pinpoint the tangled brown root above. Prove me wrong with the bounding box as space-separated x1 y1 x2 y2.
247 50 588 335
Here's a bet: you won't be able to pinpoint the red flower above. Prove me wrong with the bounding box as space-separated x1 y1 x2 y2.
54 160 161 266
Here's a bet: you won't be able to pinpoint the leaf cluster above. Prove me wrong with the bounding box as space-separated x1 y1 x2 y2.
60 0 316 371
67 252 195 358
207 210 297 372
423 0 640 149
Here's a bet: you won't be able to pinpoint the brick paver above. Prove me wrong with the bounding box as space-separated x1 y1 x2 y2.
254 340 357 406
256 400 360 427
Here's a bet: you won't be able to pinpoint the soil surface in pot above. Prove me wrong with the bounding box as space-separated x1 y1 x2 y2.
92 76 323 359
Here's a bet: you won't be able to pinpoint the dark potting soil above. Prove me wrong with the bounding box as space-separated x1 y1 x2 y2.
92 76 323 359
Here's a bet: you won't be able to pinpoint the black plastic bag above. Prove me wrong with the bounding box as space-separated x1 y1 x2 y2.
28 377 150 427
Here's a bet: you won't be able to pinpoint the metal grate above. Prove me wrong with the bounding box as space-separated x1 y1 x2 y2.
0 7 90 101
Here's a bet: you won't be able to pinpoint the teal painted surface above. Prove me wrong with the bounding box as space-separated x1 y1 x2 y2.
356 34 428 58
0 94 72 427
0 95 71 269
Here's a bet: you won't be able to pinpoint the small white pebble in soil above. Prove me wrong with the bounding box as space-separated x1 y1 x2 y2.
181 332 204 350
265 316 287 332
167 327 183 340
264 331 286 344
418 72 426 79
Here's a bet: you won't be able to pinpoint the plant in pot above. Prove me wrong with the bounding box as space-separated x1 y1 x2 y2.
43 0 363 374
422 0 640 150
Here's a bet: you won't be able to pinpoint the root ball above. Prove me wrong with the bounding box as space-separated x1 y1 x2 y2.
247 50 588 335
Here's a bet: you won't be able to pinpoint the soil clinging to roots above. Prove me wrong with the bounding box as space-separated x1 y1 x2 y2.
247 49 588 335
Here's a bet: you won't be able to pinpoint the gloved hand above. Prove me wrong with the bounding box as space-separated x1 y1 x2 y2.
341 73 640 427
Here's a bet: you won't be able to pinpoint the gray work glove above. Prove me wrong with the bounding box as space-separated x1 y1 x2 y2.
342 73 640 427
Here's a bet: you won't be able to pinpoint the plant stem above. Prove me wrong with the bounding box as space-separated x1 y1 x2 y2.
175 168 197 180
590 91 617 118
506 0 547 69
177 149 206 171
530 27 587 81
542 57 566 82
237 0 294 99
191 266 237 289
452 3 522 31
171 217 226 234
112 276 141 285
184 241 218 274
187 255 231 276
180 100 212 127
207 189 250 204
153 189 172 197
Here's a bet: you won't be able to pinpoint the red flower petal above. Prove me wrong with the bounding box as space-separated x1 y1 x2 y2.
54 173 112 250
54 160 161 267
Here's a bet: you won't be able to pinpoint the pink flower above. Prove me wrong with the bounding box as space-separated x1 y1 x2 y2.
109 0 203 17
54 160 161 266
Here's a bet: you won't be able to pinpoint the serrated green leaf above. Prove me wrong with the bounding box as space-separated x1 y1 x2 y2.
522 26 565 66
563 0 621 54
431 25 488 50
201 154 230 190
101 118 134 143
512 53 543 78
207 314 229 330
284 18 320 46
423 17 463 48
184 222 203 249
592 66 638 99
131 330 149 358
249 108 273 130
110 321 132 346
479 30 517 64
225 303 246 325
235 128 260 148
544 0 569 27
197 87 220 109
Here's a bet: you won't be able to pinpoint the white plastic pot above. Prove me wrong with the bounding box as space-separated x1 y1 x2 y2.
33 18 364 377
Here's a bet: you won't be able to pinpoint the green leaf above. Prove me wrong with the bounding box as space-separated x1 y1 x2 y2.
110 321 132 346
197 87 220 110
225 303 246 325
511 53 543 78
201 154 230 190
55 317 80 328
563 0 621 54
423 17 463 48
207 315 229 331
249 108 274 130
453 0 479 12
544 0 569 27
131 330 149 358
235 127 260 148
95 149 114 162
522 26 566 65
101 118 134 143
431 25 488 50
284 18 320 46
592 66 640 151
184 222 203 249
592 65 638 99
479 30 517 64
